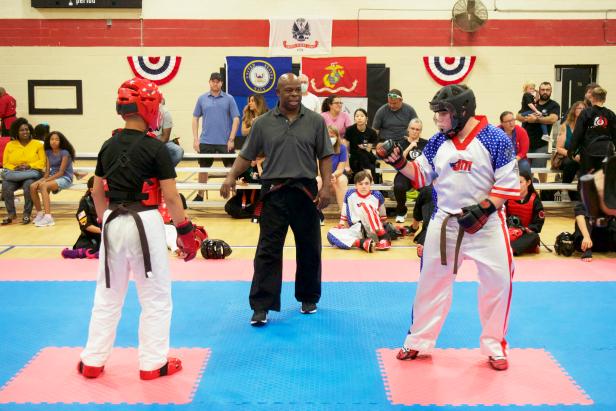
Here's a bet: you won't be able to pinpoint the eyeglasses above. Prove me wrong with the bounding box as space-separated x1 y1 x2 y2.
388 93 401 99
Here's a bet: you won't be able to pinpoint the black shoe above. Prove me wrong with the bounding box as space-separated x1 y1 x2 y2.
193 194 204 202
250 310 268 326
300 302 317 314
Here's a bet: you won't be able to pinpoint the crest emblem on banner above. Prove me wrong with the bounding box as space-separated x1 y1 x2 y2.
423 56 476 86
301 57 366 97
243 60 277 93
127 56 182 85
284 18 319 49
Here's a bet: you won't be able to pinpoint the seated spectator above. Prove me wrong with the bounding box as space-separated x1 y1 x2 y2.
61 176 101 259
1 118 45 225
30 131 75 227
572 203 616 262
321 95 352 139
327 170 390 252
33 122 50 141
153 99 184 167
554 101 584 201
240 94 269 150
345 108 379 180
393 118 426 223
317 126 348 215
225 155 264 219
505 170 545 256
499 111 531 176
411 184 434 257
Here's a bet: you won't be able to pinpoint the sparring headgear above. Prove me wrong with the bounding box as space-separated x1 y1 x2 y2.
116 78 162 131
506 215 522 228
200 239 232 259
429 85 476 138
554 232 575 257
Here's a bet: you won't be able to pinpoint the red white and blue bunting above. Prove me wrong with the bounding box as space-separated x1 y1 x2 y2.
127 56 182 86
423 56 476 86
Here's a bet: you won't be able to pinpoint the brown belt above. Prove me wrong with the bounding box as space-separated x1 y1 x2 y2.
440 214 465 275
103 202 156 288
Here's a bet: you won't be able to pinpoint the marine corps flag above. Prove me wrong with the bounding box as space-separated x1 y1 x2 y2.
301 57 367 97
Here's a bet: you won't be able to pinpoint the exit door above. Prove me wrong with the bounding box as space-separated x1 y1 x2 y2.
556 65 597 118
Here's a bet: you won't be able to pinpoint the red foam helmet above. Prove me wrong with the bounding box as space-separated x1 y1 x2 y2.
116 77 162 131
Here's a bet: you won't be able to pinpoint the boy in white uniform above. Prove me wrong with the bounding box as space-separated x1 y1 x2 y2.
377 84 520 371
327 170 390 252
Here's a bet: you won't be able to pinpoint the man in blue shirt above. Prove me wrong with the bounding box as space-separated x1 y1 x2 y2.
192 72 240 201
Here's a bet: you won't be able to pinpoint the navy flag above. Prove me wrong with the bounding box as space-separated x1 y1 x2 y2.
226 56 292 98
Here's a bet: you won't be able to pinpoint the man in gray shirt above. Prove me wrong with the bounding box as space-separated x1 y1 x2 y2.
372 89 418 141
221 73 334 327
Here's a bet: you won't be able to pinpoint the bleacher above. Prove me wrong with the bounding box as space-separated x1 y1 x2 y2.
1 151 577 211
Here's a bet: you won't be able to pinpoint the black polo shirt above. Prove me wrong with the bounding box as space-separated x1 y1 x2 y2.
95 129 176 194
240 104 333 180
519 99 560 150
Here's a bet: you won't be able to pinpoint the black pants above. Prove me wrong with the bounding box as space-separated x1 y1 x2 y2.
393 172 413 216
560 157 580 201
250 186 322 312
511 232 540 256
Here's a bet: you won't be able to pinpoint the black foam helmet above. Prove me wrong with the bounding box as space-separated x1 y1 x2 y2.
429 84 476 138
554 232 575 257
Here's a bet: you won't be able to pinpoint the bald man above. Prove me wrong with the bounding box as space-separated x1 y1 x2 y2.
299 74 320 112
221 73 334 326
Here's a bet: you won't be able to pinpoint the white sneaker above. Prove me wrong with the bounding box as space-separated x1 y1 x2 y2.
35 215 55 227
541 134 550 142
395 214 406 223
33 212 45 224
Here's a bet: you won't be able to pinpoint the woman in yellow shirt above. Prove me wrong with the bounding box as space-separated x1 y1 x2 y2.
1 118 45 224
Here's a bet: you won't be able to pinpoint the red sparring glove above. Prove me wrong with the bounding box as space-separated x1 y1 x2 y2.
376 139 407 170
457 199 497 234
175 219 198 262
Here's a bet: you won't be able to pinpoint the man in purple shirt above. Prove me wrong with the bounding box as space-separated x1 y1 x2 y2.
192 72 240 201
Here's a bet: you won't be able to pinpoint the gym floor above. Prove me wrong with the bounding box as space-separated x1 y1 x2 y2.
0 203 615 410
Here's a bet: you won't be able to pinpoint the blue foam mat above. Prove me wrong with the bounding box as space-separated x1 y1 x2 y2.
0 281 615 410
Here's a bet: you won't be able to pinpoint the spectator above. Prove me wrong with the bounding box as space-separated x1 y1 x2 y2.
505 170 545 256
321 95 352 139
30 131 75 227
393 118 426 223
153 99 184 167
572 203 616 262
569 86 616 175
224 155 263 219
345 108 379 179
317 126 348 214
240 94 269 149
410 184 434 257
0 87 17 137
1 118 45 225
584 82 600 108
519 82 549 141
61 176 101 259
372 89 418 142
499 111 531 176
516 81 560 180
299 74 320 113
554 101 585 201
327 170 390 252
33 122 50 141
192 72 240 201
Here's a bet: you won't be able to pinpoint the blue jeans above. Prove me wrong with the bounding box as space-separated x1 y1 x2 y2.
520 110 548 136
166 141 184 167
518 158 531 176
1 169 43 216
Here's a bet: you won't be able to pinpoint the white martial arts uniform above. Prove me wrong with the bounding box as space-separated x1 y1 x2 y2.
402 116 520 358
80 208 172 371
327 189 387 249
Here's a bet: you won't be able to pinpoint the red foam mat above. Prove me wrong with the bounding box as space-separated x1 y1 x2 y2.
377 348 593 406
0 347 210 405
0 258 615 282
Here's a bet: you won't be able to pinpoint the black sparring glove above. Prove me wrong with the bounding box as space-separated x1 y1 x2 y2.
376 139 407 170
457 199 497 234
